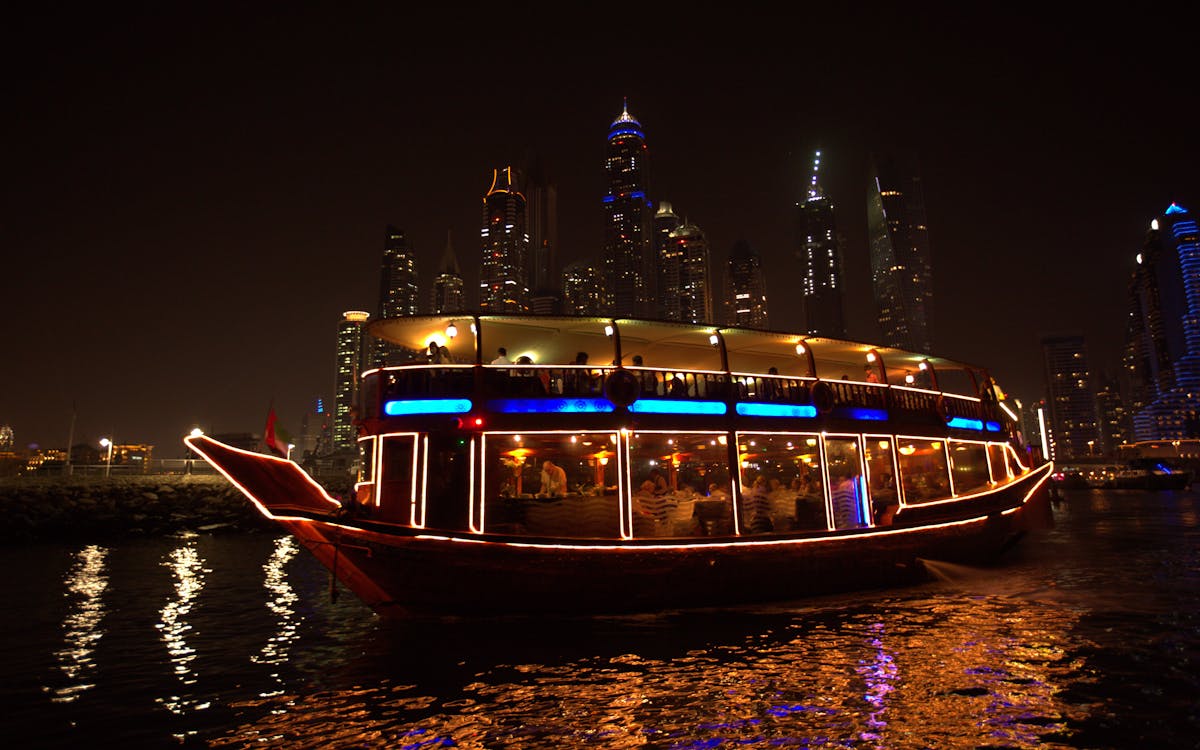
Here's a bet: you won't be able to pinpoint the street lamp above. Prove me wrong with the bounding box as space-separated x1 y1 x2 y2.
186 428 203 474
99 437 114 478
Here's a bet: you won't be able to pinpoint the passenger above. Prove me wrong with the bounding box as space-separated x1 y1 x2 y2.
668 374 689 398
439 345 451 363
648 469 670 496
427 340 444 364
539 459 567 498
514 355 542 395
745 475 773 533
831 474 862 528
707 482 729 499
491 347 511 365
631 354 657 395
864 365 880 383
762 366 782 401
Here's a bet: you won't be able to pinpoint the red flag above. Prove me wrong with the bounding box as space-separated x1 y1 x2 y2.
264 406 290 457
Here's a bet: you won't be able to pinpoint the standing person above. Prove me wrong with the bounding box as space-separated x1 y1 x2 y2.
491 347 511 365
427 340 445 364
539 459 568 497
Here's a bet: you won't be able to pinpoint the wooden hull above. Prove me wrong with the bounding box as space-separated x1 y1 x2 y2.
187 435 1051 616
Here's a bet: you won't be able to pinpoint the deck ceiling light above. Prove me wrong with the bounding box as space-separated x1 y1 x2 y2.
446 322 458 339
918 361 929 371
795 343 806 356
709 334 720 346
866 351 877 363
604 325 614 337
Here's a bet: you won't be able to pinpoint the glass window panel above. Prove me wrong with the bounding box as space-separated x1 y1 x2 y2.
629 432 731 538
949 441 991 495
424 433 471 532
987 443 1009 483
484 432 619 539
865 437 900 526
736 433 825 534
825 437 868 530
896 438 952 504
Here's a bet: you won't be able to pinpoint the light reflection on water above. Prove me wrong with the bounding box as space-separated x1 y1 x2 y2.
46 545 108 703
3 488 1200 747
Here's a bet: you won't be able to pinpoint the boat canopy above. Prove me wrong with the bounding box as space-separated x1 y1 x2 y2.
366 315 992 395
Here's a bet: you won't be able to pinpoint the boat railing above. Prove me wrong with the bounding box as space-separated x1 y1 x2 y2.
369 363 991 426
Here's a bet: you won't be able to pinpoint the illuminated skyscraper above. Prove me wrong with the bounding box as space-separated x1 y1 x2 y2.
867 153 933 353
432 230 465 314
726 240 769 329
663 221 713 324
563 258 604 316
376 226 419 365
653 201 682 319
479 166 529 312
796 151 845 337
333 311 370 452
603 101 654 317
1041 334 1100 460
526 156 561 314
1127 203 1200 439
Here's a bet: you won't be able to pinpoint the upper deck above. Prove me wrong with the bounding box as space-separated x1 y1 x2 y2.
358 315 1014 442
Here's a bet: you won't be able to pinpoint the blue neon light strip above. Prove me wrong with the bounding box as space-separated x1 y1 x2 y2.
631 190 645 199
735 402 818 418
947 417 984 430
609 126 644 140
843 407 888 421
488 398 615 414
628 399 727 415
985 421 1002 432
602 195 615 203
384 398 472 416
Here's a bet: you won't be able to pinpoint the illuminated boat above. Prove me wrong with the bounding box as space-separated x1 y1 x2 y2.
186 315 1053 616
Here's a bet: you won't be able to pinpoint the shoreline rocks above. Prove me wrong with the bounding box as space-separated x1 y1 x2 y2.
0 475 353 544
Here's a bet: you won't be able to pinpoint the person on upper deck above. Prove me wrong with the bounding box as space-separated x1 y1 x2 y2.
762 366 782 400
631 354 658 395
864 364 880 383
427 340 444 364
491 347 511 365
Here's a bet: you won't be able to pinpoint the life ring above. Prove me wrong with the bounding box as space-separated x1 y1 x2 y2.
605 369 641 406
811 381 835 414
935 395 948 422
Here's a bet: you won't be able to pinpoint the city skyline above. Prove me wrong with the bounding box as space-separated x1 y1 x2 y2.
4 8 1197 453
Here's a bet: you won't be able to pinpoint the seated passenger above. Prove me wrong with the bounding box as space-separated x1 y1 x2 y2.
538 459 567 498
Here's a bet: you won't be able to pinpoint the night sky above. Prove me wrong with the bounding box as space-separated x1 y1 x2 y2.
5 8 1196 455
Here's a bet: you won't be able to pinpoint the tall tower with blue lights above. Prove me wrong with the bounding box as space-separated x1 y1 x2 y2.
603 100 654 317
479 166 530 312
796 151 846 338
1127 203 1200 439
867 152 933 353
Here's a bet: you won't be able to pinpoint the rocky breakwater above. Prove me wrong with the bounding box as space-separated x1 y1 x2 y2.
0 475 351 543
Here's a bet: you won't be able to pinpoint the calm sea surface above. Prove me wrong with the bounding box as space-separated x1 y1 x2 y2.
3 488 1199 749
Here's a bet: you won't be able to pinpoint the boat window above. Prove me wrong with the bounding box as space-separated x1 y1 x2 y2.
377 434 417 524
987 443 1010 482
354 436 376 512
825 437 869 530
483 432 620 539
629 432 732 538
896 439 952 504
423 433 472 532
736 433 826 534
949 441 991 495
864 437 900 526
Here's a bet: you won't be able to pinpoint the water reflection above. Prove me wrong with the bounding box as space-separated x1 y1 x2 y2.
156 536 210 715
250 536 299 696
47 545 109 703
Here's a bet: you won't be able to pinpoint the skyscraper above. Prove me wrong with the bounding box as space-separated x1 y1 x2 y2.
432 230 465 314
603 101 653 317
333 311 370 452
1126 203 1200 439
479 166 529 312
726 240 769 329
867 153 933 353
1041 334 1100 460
663 221 714 324
653 201 682 320
376 226 419 365
563 259 604 316
526 156 560 315
796 151 845 338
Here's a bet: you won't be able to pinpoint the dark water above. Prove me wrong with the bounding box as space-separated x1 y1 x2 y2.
3 489 1199 749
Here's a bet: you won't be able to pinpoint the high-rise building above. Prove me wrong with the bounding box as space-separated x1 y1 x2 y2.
867 153 933 353
1126 203 1200 439
797 151 845 338
479 166 529 312
563 259 604 316
1041 334 1100 460
653 201 682 319
333 311 370 452
432 230 465 314
526 156 560 315
298 397 332 459
661 221 713 324
376 226 419 365
603 101 653 317
726 240 770 329
1094 375 1130 455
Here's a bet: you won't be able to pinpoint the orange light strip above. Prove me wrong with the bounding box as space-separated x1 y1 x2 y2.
415 434 430 528
473 435 486 533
